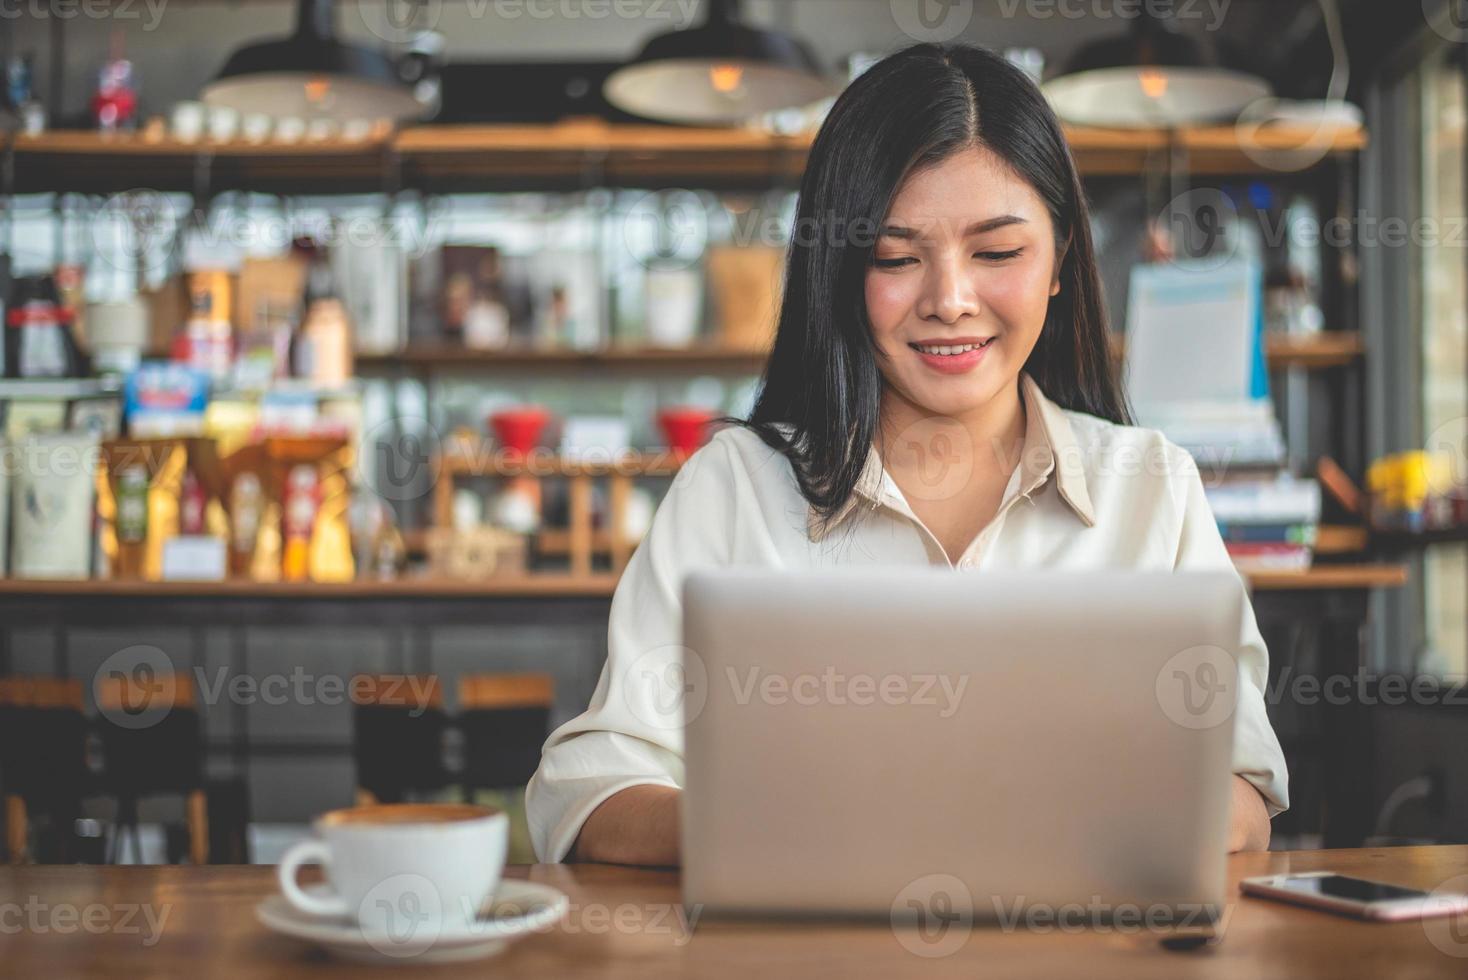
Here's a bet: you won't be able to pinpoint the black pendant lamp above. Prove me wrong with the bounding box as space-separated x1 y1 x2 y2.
201 0 424 121
1042 9 1270 127
604 0 833 126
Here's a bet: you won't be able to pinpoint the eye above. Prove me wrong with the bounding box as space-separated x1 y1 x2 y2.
975 248 1024 261
872 256 917 269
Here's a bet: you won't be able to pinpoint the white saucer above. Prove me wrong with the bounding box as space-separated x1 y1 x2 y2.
256 879 568 965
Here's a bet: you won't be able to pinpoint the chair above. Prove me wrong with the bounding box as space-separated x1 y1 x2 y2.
457 674 555 794
456 674 554 865
94 672 208 864
350 674 451 805
0 677 91 864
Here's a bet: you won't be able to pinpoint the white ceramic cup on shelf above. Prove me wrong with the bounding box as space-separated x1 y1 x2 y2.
276 803 509 939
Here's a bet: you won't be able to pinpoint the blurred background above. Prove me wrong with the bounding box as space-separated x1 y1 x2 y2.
0 0 1463 864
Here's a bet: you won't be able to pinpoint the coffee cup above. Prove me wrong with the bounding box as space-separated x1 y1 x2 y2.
277 803 508 938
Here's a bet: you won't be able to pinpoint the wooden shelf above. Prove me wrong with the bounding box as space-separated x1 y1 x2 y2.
367 333 1363 375
0 563 1404 599
1245 564 1408 591
1264 333 1365 369
0 575 619 599
6 121 1367 193
357 345 768 373
1314 525 1370 556
439 450 685 478
1112 332 1363 371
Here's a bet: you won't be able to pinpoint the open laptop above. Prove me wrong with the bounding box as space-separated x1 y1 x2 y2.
681 568 1242 921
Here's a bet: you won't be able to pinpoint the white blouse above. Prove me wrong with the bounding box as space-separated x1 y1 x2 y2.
526 372 1290 861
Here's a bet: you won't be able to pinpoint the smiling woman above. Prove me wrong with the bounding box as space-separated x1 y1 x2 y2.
742 42 1128 534
525 42 1286 868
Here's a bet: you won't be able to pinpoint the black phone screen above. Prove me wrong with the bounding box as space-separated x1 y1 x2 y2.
1286 875 1427 902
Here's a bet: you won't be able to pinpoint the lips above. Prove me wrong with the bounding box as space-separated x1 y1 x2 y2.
907 336 996 375
908 338 995 356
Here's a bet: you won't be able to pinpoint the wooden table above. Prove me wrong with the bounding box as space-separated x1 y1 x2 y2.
2 847 1466 978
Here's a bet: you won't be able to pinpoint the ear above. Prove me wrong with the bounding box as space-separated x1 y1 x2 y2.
1050 232 1072 297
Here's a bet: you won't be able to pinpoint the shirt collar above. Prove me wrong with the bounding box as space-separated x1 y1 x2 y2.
806 372 1096 540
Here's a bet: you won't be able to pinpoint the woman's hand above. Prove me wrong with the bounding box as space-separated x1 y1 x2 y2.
1228 775 1272 853
570 785 682 867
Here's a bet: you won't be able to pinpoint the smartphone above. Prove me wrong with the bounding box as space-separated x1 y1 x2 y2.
1241 871 1468 921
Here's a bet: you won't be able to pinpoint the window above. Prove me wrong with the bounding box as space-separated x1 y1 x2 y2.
1420 47 1467 677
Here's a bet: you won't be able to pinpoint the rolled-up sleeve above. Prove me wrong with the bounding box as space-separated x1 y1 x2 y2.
1169 444 1290 817
525 434 739 861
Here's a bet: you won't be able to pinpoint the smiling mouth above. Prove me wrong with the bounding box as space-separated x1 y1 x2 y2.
909 338 995 356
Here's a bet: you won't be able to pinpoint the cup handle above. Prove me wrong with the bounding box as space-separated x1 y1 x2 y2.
277 840 350 918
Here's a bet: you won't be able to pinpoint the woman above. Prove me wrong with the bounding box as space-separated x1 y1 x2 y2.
527 42 1287 866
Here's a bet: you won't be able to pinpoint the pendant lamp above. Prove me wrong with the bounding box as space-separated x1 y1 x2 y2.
604 0 833 126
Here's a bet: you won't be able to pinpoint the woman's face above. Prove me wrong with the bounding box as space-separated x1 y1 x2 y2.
865 144 1062 422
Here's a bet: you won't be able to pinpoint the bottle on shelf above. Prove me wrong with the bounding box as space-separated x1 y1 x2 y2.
4 53 46 134
91 30 138 133
182 270 235 384
4 274 85 379
291 240 354 389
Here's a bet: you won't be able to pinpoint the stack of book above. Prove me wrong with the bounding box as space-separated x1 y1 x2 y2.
1204 475 1322 572
1142 400 1286 473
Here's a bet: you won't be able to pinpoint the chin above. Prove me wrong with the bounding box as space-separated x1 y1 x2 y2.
898 376 1003 419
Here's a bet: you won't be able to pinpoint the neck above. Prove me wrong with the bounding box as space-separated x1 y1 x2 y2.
877 376 1028 478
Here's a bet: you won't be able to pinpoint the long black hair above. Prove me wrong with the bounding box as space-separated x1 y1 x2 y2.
740 42 1131 526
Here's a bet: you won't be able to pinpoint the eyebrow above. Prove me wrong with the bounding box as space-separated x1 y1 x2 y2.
879 215 1029 239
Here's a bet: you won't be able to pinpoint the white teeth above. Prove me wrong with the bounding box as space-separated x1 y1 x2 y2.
914 339 992 356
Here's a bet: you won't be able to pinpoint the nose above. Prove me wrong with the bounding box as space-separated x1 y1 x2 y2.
914 254 982 324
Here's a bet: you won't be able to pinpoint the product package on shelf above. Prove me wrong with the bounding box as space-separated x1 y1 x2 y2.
219 442 274 580
95 437 227 581
332 239 406 355
264 436 356 583
11 430 101 579
425 526 527 581
1367 451 1466 533
5 274 86 379
707 244 782 353
182 270 235 384
125 362 211 438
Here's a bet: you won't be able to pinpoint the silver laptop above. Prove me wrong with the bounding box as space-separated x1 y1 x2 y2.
681 568 1242 920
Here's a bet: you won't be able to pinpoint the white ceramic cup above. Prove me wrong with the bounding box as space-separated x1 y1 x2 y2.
277 803 508 936
170 101 205 142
